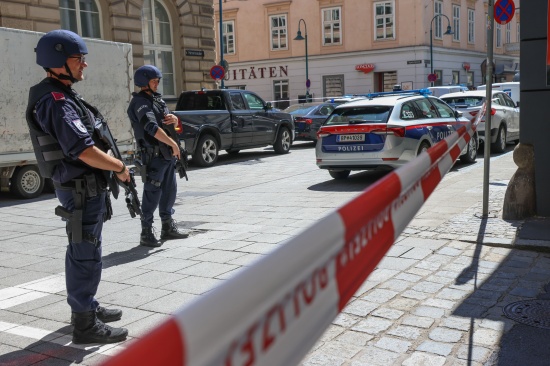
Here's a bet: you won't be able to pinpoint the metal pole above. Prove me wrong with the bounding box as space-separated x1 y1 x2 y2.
305 31 309 99
483 0 495 217
430 27 433 86
219 0 225 89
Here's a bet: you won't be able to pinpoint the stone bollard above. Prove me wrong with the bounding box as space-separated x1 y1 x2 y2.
503 143 536 219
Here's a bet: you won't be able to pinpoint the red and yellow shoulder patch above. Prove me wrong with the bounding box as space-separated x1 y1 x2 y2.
51 92 65 101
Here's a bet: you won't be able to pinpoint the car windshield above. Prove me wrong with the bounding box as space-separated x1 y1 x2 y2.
286 105 318 115
324 106 392 125
283 103 322 114
441 96 484 108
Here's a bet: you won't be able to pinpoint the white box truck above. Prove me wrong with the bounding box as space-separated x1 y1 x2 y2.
477 82 520 107
0 27 134 198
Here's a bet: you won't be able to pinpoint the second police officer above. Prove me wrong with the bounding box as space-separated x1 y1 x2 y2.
128 65 189 247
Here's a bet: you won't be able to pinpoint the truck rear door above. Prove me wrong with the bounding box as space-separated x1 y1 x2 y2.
228 92 255 146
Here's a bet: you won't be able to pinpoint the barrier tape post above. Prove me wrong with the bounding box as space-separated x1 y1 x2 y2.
102 108 483 366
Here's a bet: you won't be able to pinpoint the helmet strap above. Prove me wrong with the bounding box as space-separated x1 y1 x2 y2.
44 64 78 84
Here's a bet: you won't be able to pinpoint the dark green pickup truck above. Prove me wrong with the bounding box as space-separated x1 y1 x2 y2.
173 89 294 167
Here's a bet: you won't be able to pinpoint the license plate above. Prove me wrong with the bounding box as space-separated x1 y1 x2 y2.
337 134 365 142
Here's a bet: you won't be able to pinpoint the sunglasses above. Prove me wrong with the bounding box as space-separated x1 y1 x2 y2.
68 55 86 63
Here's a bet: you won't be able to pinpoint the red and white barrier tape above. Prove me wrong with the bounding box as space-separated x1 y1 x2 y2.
102 110 482 366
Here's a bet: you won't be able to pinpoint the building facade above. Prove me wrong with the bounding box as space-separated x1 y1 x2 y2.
0 0 218 103
215 0 521 108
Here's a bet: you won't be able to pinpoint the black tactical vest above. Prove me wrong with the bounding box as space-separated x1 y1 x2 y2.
25 78 105 179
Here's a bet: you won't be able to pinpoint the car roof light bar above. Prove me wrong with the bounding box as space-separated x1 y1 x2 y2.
364 89 432 99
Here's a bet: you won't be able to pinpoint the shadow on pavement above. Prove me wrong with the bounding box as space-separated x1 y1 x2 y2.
451 217 550 365
102 246 166 269
0 325 97 366
308 170 390 192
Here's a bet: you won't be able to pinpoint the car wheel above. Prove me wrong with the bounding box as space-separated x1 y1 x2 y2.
10 165 45 199
329 170 351 180
491 125 506 153
226 149 240 155
194 134 219 167
273 126 291 154
417 141 430 156
460 135 477 164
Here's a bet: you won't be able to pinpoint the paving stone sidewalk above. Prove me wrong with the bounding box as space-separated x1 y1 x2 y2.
300 153 550 366
1 147 549 366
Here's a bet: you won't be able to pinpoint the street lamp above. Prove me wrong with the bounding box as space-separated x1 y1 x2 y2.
294 18 309 101
219 0 225 88
430 14 454 86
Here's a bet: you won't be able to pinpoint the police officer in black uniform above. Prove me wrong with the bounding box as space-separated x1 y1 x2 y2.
26 30 128 344
127 65 189 247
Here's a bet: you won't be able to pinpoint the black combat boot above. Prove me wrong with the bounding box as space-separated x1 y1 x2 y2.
72 311 128 344
140 226 162 247
71 306 122 325
161 219 189 240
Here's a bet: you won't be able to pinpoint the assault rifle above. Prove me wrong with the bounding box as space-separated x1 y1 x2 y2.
93 115 143 219
153 95 189 181
163 118 189 181
124 169 142 218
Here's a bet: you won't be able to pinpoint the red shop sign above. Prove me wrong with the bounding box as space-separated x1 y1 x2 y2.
355 63 375 74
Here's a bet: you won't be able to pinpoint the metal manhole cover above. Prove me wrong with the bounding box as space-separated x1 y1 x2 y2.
503 300 550 329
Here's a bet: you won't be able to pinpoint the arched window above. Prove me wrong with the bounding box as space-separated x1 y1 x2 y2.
59 0 102 38
142 0 175 97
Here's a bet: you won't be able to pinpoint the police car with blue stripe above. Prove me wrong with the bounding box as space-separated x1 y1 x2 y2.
315 89 478 179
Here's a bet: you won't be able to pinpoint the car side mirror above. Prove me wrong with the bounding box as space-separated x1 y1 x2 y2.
265 102 273 111
454 110 463 118
516 101 520 108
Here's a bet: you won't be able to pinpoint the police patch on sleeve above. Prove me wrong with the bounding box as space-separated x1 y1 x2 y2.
72 119 88 133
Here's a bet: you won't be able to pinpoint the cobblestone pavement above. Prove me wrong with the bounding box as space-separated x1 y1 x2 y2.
0 144 548 366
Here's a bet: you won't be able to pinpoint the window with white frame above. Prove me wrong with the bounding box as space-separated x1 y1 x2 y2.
434 1 443 39
434 70 443 86
468 8 475 44
506 23 511 44
59 0 101 38
322 7 341 45
142 0 175 97
452 5 460 41
374 1 394 40
270 15 287 50
223 21 235 54
452 70 460 84
467 71 474 87
496 22 502 47
273 80 289 109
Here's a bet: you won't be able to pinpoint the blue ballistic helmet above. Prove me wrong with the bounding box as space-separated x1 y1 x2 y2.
35 29 88 68
134 65 163 87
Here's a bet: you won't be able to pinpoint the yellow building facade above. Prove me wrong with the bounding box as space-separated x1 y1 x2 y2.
215 0 520 107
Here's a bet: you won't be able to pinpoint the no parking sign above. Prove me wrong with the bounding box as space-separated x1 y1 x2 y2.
209 65 225 80
494 0 515 25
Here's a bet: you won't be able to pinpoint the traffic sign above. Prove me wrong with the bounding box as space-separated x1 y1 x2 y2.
306 79 311 88
428 73 438 82
210 65 225 80
494 0 515 25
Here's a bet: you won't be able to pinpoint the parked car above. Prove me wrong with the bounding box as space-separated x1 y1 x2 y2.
173 89 294 167
477 82 520 107
284 102 338 142
440 90 519 153
428 85 469 97
316 89 478 180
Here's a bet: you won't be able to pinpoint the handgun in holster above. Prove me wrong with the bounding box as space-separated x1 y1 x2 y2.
55 179 85 243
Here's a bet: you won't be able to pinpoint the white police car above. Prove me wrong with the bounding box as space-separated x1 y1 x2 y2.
315 89 477 179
